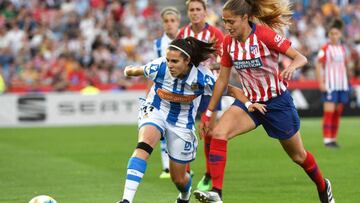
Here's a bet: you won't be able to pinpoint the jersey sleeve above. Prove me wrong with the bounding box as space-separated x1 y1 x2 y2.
257 25 291 55
143 58 163 81
220 35 233 68
153 38 161 58
199 67 216 96
317 45 327 64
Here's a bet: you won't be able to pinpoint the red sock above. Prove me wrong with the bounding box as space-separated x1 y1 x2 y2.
331 104 343 139
186 163 191 173
299 151 326 192
204 135 212 175
209 138 227 190
323 112 334 140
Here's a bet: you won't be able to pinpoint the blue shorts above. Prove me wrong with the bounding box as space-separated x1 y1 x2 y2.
197 95 222 113
232 91 300 140
322 90 349 104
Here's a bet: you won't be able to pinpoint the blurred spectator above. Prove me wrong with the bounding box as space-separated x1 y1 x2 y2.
0 0 358 94
0 69 5 93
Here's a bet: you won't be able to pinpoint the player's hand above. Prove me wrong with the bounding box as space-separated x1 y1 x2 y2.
280 66 297 80
319 83 326 92
123 66 132 77
199 110 212 139
248 103 267 115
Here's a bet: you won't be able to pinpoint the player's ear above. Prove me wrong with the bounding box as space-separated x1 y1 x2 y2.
242 14 249 21
185 56 191 65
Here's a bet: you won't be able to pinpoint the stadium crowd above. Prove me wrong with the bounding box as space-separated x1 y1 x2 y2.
0 0 358 93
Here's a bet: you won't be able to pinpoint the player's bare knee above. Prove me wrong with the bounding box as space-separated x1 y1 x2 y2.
212 127 229 140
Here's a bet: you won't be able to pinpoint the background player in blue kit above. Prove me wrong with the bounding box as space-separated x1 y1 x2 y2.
116 37 264 203
152 6 181 179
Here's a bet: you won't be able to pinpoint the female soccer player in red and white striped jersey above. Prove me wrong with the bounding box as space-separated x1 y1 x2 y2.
316 19 349 148
194 0 335 203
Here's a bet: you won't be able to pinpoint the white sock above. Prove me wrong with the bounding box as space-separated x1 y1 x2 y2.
122 157 147 202
180 186 192 200
160 138 169 170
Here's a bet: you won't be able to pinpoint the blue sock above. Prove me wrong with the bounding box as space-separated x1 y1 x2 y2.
122 157 147 202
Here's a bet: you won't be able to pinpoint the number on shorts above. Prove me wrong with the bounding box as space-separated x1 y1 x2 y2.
139 105 154 119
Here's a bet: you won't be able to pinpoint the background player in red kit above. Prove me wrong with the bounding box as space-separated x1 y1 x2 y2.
316 18 349 148
178 0 224 191
194 0 335 203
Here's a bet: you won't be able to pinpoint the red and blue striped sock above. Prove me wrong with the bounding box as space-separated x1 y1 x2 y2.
299 151 326 192
209 138 227 191
331 104 343 139
323 111 334 143
204 135 212 175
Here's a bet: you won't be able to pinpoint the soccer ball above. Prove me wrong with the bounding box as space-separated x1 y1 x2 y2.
28 195 57 203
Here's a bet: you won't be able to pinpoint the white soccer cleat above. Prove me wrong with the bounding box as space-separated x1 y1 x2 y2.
318 178 335 203
194 190 223 203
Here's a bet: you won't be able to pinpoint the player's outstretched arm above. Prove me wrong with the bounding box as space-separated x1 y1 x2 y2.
124 66 145 77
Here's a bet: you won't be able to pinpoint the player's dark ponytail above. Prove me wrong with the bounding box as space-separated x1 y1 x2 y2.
169 37 216 67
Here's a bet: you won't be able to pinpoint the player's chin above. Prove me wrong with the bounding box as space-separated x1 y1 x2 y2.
169 71 177 77
228 32 237 38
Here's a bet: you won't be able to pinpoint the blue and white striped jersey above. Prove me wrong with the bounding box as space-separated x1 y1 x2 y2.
143 57 216 130
154 33 173 58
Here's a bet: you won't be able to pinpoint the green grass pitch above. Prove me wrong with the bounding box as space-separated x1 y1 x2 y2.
0 118 359 203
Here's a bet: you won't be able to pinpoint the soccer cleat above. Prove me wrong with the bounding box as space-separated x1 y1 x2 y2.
175 198 189 203
318 179 335 203
117 199 130 203
160 169 171 179
175 194 190 203
194 190 223 203
196 174 212 191
325 142 340 149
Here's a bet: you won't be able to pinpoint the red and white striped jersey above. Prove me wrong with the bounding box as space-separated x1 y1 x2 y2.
178 23 224 76
317 43 348 91
177 23 224 55
221 23 291 102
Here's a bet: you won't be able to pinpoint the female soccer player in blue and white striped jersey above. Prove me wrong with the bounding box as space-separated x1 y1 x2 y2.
117 37 265 203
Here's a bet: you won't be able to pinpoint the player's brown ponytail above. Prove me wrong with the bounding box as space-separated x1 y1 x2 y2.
223 0 293 30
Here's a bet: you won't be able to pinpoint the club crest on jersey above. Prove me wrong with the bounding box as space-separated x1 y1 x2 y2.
191 82 199 91
250 45 258 55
